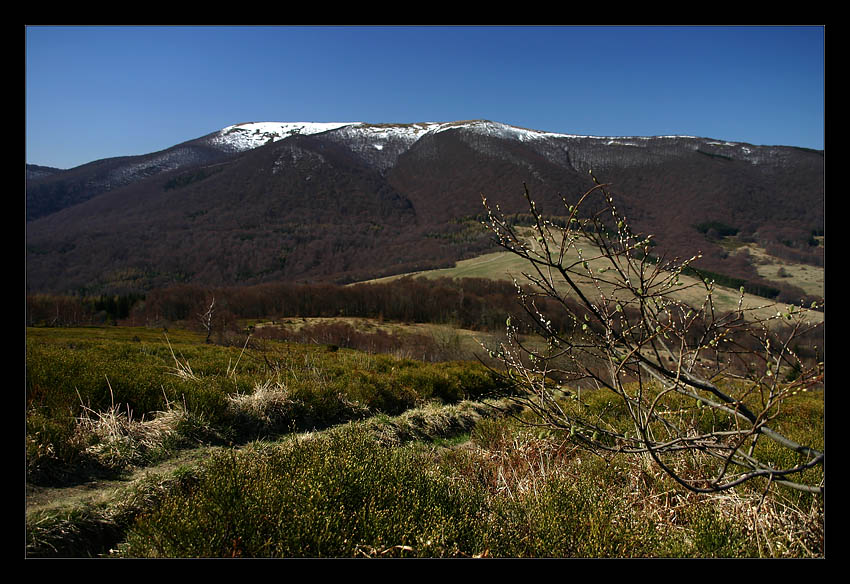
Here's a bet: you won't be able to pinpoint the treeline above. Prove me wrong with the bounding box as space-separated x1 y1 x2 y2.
683 266 782 300
136 277 566 334
26 292 145 327
26 277 587 336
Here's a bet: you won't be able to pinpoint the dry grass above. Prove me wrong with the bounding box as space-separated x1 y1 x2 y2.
462 426 823 557
74 381 191 470
740 241 824 298
226 379 300 429
367 231 823 324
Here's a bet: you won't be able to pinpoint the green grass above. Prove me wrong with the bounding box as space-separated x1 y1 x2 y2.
118 430 488 558
26 325 823 558
114 415 819 558
26 326 505 484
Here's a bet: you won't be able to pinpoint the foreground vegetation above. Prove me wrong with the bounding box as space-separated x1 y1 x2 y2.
26 325 823 558
25 325 502 483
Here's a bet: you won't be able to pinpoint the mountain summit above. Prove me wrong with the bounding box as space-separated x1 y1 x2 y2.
26 120 823 297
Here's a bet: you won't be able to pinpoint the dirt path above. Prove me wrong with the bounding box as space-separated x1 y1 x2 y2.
26 446 217 517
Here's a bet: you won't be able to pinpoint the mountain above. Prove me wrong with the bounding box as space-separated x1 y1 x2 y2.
25 120 824 297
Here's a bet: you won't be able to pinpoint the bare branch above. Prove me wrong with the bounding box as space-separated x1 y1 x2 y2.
481 177 824 495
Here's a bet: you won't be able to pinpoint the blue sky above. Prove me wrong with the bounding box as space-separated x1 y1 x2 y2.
26 25 824 169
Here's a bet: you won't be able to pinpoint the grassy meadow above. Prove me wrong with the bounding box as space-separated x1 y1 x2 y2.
367 231 824 325
26 320 823 558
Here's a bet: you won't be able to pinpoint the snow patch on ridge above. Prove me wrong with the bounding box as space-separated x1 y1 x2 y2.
210 122 359 152
210 120 578 155
210 119 717 155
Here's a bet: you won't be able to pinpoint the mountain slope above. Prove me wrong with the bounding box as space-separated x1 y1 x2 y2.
25 120 824 297
26 132 474 293
25 122 360 222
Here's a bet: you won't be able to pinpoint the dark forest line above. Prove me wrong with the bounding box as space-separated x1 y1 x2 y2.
26 277 536 333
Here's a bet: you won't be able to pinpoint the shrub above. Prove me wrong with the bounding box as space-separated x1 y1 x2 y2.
481 178 824 496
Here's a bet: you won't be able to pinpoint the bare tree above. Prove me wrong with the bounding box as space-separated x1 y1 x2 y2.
481 176 824 495
199 296 216 344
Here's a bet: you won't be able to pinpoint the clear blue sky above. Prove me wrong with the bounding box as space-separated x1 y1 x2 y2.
26 25 825 169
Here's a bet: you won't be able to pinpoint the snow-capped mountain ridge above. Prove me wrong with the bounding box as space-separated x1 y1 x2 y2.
206 120 518 153
209 119 765 151
27 118 822 225
26 117 823 295
205 119 787 174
